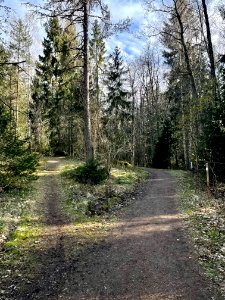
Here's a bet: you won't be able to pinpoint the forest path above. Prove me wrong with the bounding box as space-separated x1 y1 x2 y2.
19 162 219 299
57 169 217 300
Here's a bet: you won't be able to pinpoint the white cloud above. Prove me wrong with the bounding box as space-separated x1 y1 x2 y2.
6 0 224 61
106 32 146 60
105 0 144 20
104 0 150 58
208 0 225 56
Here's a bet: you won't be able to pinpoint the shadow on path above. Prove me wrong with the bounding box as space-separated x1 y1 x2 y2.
17 168 221 299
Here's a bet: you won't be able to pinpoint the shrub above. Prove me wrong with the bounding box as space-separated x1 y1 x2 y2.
0 138 39 189
0 104 39 189
74 160 109 185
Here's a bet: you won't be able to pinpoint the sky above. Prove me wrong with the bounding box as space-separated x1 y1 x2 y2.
3 0 225 60
4 0 149 59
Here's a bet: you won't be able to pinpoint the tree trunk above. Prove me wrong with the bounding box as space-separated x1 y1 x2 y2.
82 0 93 161
16 65 19 136
92 66 100 157
174 0 198 100
131 82 136 167
201 0 216 79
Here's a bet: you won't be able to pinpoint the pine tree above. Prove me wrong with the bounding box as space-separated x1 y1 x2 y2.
157 0 208 169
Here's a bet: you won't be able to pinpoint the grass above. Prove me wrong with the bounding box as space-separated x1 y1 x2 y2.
171 170 225 297
60 160 149 221
0 186 37 246
0 157 149 298
0 181 44 298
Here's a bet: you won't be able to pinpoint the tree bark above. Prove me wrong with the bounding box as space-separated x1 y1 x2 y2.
173 0 198 100
82 0 93 161
201 0 216 79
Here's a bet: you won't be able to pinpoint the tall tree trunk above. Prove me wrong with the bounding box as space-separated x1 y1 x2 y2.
174 0 198 100
131 82 136 167
16 65 20 136
92 67 100 157
201 0 216 79
174 0 199 152
82 0 93 161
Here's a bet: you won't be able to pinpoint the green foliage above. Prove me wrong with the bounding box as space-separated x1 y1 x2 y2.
0 105 39 188
65 160 109 185
106 46 131 118
31 17 83 155
197 64 225 180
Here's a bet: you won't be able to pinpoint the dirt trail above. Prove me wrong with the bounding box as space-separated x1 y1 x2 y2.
18 158 70 299
58 169 219 300
19 162 220 299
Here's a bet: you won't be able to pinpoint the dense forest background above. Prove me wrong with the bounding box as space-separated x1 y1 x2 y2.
1 0 225 187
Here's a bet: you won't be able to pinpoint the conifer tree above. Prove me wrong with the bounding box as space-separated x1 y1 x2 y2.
31 17 82 154
31 17 59 152
104 46 131 167
106 46 130 119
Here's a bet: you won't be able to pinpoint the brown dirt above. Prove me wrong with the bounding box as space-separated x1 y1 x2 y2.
15 162 222 299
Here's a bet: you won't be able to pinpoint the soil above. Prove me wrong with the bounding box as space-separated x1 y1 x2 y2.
11 160 223 299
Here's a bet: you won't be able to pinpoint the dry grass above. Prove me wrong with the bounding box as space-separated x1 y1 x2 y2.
171 170 225 297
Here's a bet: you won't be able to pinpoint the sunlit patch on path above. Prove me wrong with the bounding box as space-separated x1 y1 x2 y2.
54 169 218 300
6 162 219 300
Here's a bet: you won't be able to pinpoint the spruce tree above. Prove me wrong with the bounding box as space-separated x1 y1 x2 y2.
31 17 82 155
106 46 130 119
31 17 57 152
104 46 131 167
59 22 83 156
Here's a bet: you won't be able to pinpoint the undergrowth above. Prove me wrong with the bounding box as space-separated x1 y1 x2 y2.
171 170 225 297
0 179 43 298
60 160 149 221
0 158 149 298
0 186 37 247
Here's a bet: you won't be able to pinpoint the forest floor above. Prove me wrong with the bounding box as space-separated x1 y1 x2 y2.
0 158 223 299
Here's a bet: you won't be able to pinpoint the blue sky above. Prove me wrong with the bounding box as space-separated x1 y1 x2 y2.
4 0 153 59
4 0 225 59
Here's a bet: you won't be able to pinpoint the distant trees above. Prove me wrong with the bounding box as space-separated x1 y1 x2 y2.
142 0 221 170
9 18 32 137
2 0 225 184
40 0 110 161
0 15 38 189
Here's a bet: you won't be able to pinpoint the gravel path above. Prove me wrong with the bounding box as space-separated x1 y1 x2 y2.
18 163 220 299
58 169 219 300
